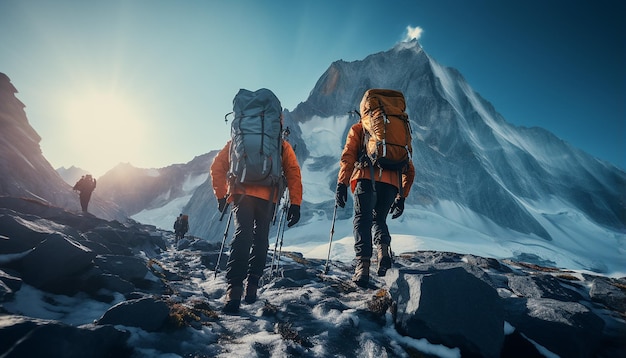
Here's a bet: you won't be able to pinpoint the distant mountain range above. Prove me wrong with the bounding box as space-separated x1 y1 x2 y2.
57 166 90 186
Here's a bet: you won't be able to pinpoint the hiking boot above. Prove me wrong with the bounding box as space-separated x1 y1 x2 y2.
244 275 260 304
222 300 241 314
244 285 258 304
377 243 392 277
352 258 370 288
222 285 243 314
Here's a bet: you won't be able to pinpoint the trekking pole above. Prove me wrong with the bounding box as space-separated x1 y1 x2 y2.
214 208 233 279
269 208 284 277
219 203 230 221
323 204 338 274
273 198 290 275
270 195 289 277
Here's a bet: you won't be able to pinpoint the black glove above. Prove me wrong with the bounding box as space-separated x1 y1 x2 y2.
218 197 227 213
390 196 405 219
287 204 301 227
335 183 348 208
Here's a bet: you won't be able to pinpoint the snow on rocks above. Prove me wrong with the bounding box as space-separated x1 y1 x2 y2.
0 197 625 357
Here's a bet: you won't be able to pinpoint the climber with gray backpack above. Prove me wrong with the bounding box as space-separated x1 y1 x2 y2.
210 88 303 314
335 89 416 288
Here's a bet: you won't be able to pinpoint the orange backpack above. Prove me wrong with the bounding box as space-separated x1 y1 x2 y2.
359 89 412 171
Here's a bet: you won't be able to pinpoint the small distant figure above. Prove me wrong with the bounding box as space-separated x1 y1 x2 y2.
174 214 189 242
73 174 97 212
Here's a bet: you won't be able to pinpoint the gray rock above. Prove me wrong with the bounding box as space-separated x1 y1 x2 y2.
97 297 170 332
589 278 626 313
386 266 505 358
0 269 21 302
0 213 48 254
504 297 605 358
0 315 130 358
95 255 150 283
0 269 21 292
18 233 96 294
508 274 584 301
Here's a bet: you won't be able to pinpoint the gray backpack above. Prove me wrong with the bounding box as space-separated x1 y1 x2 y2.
229 88 283 187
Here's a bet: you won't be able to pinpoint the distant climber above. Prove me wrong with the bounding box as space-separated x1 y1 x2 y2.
73 174 97 212
174 214 189 242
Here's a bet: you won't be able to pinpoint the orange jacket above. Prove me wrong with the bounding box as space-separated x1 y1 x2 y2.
338 122 415 197
211 140 303 206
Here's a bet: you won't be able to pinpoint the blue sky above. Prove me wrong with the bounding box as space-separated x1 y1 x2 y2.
1 0 624 176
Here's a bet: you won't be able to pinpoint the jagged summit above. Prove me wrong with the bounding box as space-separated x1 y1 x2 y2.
392 38 423 53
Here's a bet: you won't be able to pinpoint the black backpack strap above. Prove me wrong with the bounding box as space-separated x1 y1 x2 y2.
397 168 404 198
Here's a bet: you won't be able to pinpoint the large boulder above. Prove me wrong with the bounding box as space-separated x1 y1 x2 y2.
0 315 131 358
589 277 626 313
17 233 96 294
386 266 505 357
503 297 606 358
97 296 170 332
94 255 153 286
0 212 51 254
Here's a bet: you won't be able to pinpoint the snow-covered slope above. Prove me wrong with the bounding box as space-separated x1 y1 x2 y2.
94 153 215 232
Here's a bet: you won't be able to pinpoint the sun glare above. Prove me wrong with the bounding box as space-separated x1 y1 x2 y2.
63 91 146 175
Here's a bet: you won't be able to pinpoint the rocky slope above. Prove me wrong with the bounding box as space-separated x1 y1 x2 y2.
0 73 126 221
1 197 624 357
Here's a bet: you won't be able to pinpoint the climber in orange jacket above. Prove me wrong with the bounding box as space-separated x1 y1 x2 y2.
336 121 415 287
211 139 303 313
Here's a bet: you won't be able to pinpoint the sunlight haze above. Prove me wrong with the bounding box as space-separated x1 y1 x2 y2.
1 0 624 176
62 90 149 174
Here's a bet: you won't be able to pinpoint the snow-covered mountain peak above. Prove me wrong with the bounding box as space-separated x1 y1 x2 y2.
392 38 423 53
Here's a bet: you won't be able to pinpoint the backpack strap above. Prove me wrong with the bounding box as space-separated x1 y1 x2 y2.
360 124 406 201
260 111 265 155
357 126 377 195
269 138 287 223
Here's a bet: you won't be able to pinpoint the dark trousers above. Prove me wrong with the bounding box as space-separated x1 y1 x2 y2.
79 192 92 212
353 180 398 259
225 195 272 288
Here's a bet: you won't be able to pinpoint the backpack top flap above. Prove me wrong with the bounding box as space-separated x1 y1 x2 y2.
233 88 282 122
230 88 283 185
359 89 412 170
360 89 407 120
